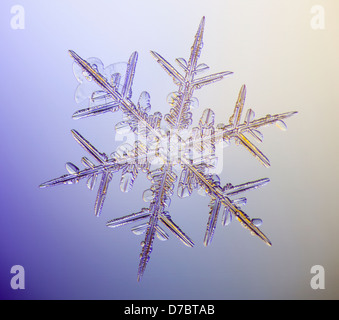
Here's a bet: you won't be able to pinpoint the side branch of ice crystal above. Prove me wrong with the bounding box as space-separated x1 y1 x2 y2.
40 16 297 281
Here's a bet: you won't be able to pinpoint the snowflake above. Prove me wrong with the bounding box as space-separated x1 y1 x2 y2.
40 17 297 281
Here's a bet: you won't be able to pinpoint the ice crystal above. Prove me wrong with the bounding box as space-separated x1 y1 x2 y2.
40 17 297 281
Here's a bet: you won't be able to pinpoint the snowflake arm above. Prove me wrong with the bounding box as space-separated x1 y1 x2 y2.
151 17 233 130
203 178 270 246
40 130 120 216
71 55 124 120
71 50 138 120
136 164 179 281
40 129 149 217
180 85 297 167
217 85 298 167
106 210 194 247
69 50 162 139
181 158 272 246
70 52 140 121
106 163 193 281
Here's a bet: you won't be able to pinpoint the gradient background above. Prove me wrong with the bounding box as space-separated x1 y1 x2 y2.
1 0 338 299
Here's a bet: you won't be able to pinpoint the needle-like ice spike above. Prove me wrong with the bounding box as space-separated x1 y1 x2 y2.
121 52 138 99
187 16 205 71
71 129 108 163
137 214 157 282
94 171 112 217
106 209 150 228
225 178 270 196
72 101 119 119
160 213 194 247
237 133 270 167
229 84 246 127
193 71 233 89
150 51 184 85
204 199 221 246
39 174 78 188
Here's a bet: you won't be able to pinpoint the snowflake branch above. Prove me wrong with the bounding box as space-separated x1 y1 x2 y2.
69 50 161 138
151 16 232 130
181 158 272 246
